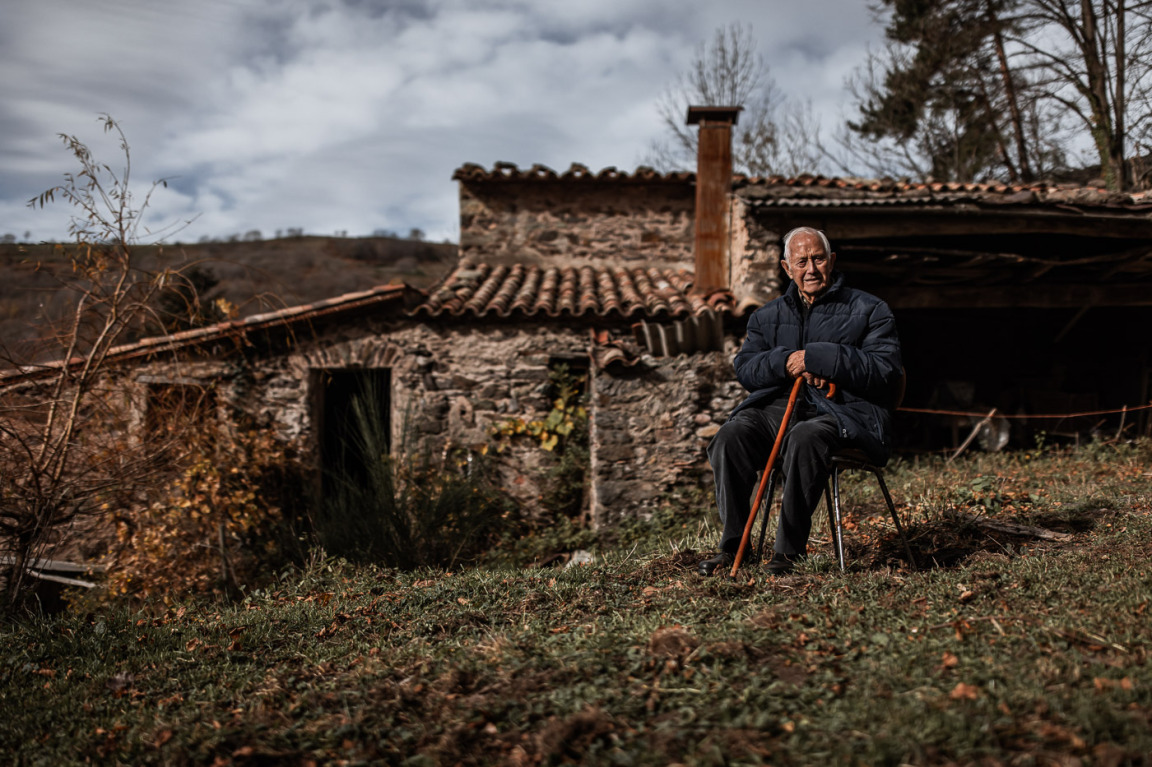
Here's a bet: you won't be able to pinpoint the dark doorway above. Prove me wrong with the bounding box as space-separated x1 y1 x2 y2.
312 368 391 494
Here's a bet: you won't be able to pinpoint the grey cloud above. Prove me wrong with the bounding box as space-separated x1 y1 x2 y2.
2 0 885 244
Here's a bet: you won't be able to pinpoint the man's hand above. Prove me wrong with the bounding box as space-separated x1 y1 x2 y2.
786 350 827 389
785 350 806 377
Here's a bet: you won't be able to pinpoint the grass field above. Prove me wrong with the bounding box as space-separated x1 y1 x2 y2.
2 441 1151 765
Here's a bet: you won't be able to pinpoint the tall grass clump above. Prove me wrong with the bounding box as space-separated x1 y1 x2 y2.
311 380 512 569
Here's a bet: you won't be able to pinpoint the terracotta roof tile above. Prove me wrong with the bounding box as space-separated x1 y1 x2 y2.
413 263 744 321
453 162 695 184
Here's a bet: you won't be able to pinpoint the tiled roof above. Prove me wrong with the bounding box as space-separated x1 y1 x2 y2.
412 262 751 320
452 163 1152 210
1 284 417 386
738 174 1152 210
453 162 694 184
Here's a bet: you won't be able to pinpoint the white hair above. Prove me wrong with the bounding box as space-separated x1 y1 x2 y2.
782 227 831 261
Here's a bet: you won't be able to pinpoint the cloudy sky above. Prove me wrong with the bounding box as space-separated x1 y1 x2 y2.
1 0 887 244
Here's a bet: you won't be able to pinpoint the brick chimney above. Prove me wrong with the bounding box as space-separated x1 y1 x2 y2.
687 105 741 293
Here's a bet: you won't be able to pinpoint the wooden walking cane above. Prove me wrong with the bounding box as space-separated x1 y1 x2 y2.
729 376 836 578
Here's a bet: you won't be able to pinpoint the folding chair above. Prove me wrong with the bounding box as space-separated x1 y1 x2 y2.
753 453 916 571
755 374 916 571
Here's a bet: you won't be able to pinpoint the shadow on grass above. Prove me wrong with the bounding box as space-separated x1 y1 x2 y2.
640 503 1115 579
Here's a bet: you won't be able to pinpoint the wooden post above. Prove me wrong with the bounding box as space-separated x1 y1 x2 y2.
948 408 998 463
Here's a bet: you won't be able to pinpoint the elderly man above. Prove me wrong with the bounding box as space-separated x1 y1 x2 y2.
698 227 902 576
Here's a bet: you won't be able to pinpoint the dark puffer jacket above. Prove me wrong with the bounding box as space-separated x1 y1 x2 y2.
731 272 903 464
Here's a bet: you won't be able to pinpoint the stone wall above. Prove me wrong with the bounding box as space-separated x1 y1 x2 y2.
590 344 745 528
117 317 750 531
128 321 592 517
730 196 783 303
459 181 696 270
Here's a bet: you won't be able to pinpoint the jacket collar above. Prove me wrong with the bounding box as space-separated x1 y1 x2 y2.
783 270 845 310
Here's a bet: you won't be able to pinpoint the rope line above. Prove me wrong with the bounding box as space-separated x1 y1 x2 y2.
897 402 1152 420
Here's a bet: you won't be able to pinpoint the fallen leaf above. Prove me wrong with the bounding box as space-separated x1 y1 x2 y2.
950 682 980 700
941 652 959 668
647 626 699 658
1095 676 1136 692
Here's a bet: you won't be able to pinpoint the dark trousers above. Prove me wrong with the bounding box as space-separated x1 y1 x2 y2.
707 399 841 557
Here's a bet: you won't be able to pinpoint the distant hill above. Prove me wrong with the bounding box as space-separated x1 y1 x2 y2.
0 235 457 365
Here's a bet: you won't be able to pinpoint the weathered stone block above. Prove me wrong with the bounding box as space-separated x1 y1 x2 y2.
597 428 633 445
597 445 635 462
514 367 551 382
451 374 479 390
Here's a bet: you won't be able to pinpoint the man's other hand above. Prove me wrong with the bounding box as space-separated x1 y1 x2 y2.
805 373 828 388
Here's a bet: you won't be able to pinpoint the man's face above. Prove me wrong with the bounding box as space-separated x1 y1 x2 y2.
782 231 836 302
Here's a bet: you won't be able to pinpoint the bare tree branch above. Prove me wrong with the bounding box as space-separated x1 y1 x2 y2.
644 23 829 177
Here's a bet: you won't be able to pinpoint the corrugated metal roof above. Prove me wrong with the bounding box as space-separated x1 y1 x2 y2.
750 197 934 208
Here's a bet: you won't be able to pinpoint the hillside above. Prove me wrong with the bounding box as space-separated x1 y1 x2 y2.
0 235 457 363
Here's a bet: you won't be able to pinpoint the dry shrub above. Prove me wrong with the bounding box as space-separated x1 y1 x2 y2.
99 426 305 604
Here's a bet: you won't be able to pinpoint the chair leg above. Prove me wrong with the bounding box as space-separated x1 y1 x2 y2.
755 470 778 562
830 467 846 571
874 470 917 570
823 481 837 566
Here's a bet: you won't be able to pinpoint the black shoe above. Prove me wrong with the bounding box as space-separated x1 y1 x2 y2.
697 551 734 576
765 552 804 575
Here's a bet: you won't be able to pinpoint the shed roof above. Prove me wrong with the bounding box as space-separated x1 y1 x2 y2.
738 175 1152 212
0 283 419 386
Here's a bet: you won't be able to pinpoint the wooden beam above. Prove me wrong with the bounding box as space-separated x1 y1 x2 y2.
875 283 1152 308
